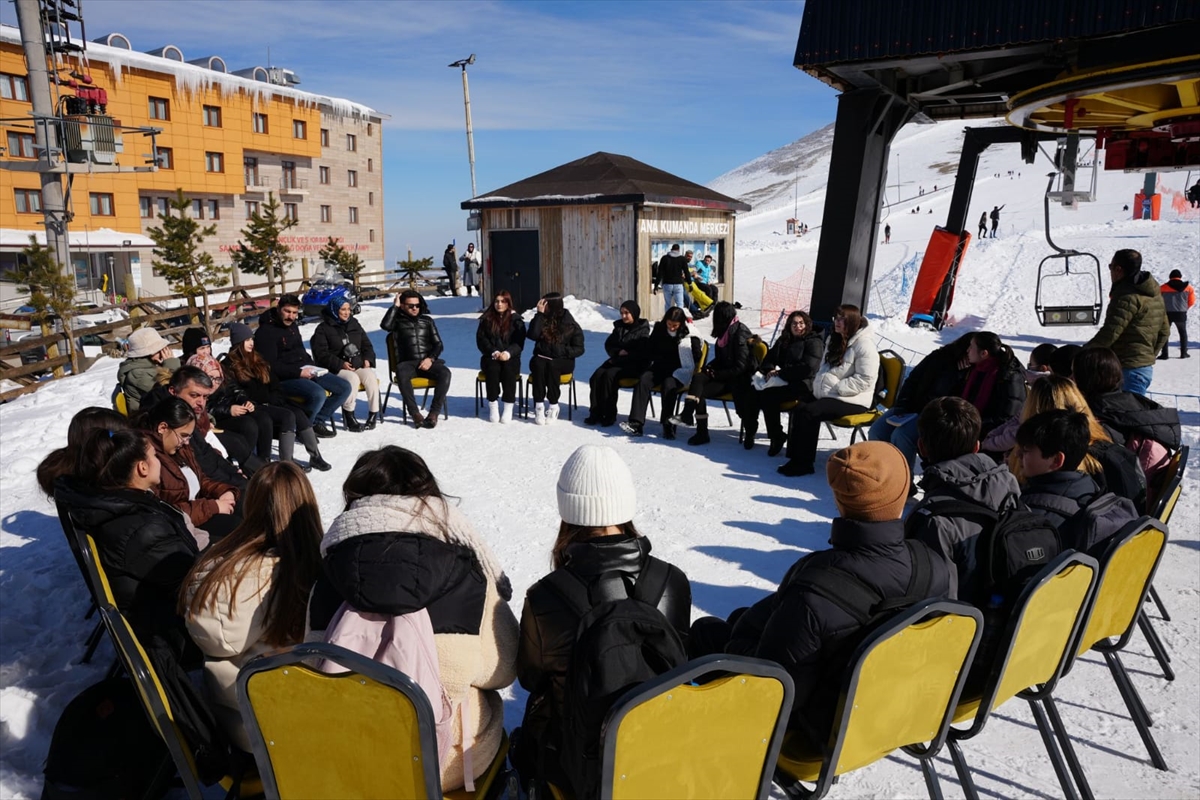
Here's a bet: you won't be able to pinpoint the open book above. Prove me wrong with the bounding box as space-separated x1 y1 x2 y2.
751 374 789 391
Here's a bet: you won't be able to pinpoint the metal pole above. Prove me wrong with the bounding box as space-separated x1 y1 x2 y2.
14 0 71 280
461 66 477 199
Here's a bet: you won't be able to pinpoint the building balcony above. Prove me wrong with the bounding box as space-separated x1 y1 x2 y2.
244 176 270 193
280 178 309 195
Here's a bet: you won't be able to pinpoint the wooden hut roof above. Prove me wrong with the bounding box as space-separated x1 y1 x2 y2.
461 152 751 212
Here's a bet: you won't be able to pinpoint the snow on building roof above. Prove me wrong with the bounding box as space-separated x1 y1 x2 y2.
0 24 386 121
0 228 154 249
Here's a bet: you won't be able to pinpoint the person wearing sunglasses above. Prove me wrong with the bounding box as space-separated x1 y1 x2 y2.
381 289 452 428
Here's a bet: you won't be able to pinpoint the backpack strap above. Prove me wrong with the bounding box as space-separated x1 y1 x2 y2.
790 566 884 626
544 569 593 619
894 540 936 610
631 557 670 607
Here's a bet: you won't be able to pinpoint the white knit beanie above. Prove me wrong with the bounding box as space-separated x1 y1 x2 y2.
556 445 637 527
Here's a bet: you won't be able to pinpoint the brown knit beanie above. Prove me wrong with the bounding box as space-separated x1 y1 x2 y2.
826 441 911 522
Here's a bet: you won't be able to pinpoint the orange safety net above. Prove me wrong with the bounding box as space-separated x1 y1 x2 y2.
760 267 815 328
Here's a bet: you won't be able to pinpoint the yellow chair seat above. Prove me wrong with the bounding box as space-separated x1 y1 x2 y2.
775 731 823 783
953 695 984 725
617 377 640 388
411 376 436 389
830 411 880 428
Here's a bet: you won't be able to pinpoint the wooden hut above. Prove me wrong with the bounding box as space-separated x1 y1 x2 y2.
461 152 751 315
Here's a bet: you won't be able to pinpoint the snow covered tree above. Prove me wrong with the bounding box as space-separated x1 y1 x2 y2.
146 189 228 335
318 236 365 288
231 192 297 297
13 236 78 375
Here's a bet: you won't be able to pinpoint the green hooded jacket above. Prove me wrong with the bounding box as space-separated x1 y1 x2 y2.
1086 270 1169 369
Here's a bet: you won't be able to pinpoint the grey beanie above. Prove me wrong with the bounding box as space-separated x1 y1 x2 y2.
228 322 254 346
556 445 637 527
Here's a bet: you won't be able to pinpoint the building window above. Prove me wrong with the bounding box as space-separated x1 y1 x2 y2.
192 199 204 219
89 193 115 216
14 188 42 213
367 123 373 136
148 96 170 120
284 202 298 221
319 166 330 185
203 105 222 127
207 199 220 220
347 170 358 188
346 133 357 152
205 151 224 172
368 191 374 206
367 158 373 173
320 128 329 147
244 156 259 186
349 206 359 224
1 73 30 101
369 228 375 243
320 205 331 223
282 160 297 189
253 113 268 134
292 119 306 139
6 131 36 158
155 146 173 169
245 201 259 219
156 197 170 216
139 196 154 218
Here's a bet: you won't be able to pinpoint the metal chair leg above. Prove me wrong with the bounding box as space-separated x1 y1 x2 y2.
1138 612 1175 681
84 598 97 620
1148 585 1171 622
947 739 981 800
920 757 945 800
1105 651 1168 770
1042 696 1095 800
80 620 104 664
1029 698 1081 800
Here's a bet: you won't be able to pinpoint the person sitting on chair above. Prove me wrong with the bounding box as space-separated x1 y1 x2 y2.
621 307 694 439
671 301 754 446
311 298 381 432
527 293 585 425
381 289 451 428
585 300 650 427
118 327 180 414
476 290 526 424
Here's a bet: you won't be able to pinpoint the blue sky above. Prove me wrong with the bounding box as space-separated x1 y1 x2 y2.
75 0 837 265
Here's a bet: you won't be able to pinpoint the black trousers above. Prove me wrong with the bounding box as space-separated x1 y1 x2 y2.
530 356 575 403
480 355 521 403
686 373 745 417
394 360 451 411
588 362 643 420
739 384 811 438
1164 311 1189 355
785 397 871 466
628 370 685 426
215 406 283 461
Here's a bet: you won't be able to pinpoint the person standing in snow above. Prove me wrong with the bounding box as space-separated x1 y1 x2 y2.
978 212 988 239
442 243 460 295
884 224 891 244
989 204 1005 238
653 244 691 313
1159 269 1195 359
1084 249 1169 395
459 242 481 296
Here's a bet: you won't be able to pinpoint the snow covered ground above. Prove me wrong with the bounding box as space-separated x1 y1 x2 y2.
2 119 1198 798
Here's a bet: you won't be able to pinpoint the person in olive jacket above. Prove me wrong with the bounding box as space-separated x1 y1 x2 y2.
527 293 586 425
515 446 691 790
585 300 651 427
311 298 380 432
380 289 451 428
1084 248 1169 396
476 290 526 424
671 301 754 446
739 310 824 454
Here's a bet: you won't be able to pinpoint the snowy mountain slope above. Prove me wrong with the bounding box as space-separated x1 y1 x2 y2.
1 118 1198 799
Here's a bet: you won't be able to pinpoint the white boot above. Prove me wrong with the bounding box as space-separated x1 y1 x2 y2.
500 401 514 424
534 403 546 425
547 402 561 422
488 401 500 423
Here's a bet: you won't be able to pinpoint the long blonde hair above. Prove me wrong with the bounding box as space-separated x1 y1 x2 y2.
1008 375 1111 483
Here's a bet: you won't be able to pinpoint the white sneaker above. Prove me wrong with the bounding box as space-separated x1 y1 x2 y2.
534 405 546 425
488 401 500 424
500 402 513 424
548 403 561 422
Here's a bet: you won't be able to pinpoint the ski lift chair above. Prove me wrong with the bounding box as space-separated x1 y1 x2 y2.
1035 173 1103 327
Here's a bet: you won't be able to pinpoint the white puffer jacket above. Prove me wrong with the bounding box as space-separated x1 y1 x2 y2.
812 326 880 410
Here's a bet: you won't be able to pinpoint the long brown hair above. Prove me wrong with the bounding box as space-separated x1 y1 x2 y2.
481 290 516 337
825 304 864 366
539 292 565 344
38 407 131 496
181 462 324 646
551 521 639 570
225 340 272 385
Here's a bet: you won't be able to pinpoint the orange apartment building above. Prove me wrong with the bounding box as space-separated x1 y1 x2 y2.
0 25 386 306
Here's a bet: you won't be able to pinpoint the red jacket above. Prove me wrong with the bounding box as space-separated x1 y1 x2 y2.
148 432 239 526
1160 279 1195 314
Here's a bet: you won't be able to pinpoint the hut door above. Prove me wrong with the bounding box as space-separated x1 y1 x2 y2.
489 230 540 311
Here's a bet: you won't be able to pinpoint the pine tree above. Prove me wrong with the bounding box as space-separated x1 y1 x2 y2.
13 236 79 374
397 255 435 291
146 189 228 335
318 236 365 289
231 192 297 297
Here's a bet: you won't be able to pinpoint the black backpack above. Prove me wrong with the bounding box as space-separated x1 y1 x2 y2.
42 677 169 800
545 560 687 800
1058 492 1140 556
1089 440 1148 513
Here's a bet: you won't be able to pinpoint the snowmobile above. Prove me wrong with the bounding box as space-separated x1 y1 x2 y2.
301 266 360 319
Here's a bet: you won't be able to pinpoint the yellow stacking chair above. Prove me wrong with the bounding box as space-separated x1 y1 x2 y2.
1055 517 1170 785
111 384 129 416
237 643 509 800
382 335 447 423
822 349 905 444
946 551 1099 800
525 372 579 420
718 339 767 428
1145 444 1187 624
99 606 259 800
54 501 106 663
773 599 983 799
617 339 709 421
474 370 528 417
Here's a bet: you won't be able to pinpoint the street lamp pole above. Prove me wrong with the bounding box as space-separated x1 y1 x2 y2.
449 54 480 303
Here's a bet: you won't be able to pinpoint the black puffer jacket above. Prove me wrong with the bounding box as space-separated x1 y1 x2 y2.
726 518 948 748
893 345 970 414
759 331 824 396
602 318 651 370
1021 471 1105 530
962 356 1027 437
254 306 314 380
527 310 585 360
707 321 754 382
311 310 377 372
217 353 285 408
645 320 690 373
381 299 444 363
517 534 690 779
476 314 527 359
1088 390 1182 450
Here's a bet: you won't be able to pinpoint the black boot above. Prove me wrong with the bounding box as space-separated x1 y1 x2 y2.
742 420 758 450
662 421 676 440
671 399 697 427
405 399 425 429
343 409 363 433
363 411 378 430
313 421 336 438
688 414 710 446
422 401 444 429
299 429 331 471
242 455 270 475
278 432 305 471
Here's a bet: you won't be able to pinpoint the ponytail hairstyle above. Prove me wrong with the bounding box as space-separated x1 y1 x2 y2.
75 429 153 490
134 396 195 433
38 407 131 496
825 305 864 366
